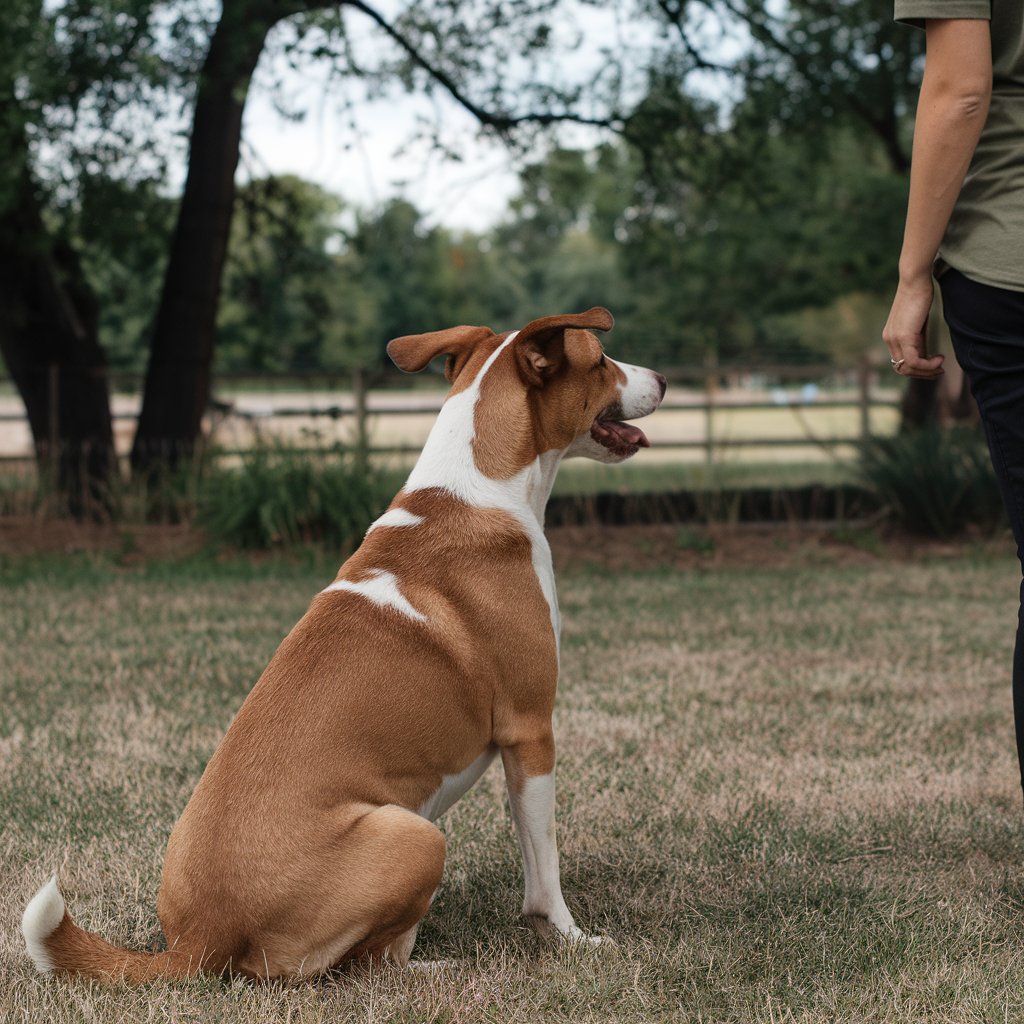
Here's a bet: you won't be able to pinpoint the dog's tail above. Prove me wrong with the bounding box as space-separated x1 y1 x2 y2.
22 877 201 984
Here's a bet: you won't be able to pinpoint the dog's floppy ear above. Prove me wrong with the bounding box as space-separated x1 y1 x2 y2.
513 307 614 388
387 325 495 380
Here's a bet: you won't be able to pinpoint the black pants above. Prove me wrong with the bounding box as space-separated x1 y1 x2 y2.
940 267 1024 797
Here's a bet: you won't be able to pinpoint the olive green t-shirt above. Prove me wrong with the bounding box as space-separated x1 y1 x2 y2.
894 0 1024 291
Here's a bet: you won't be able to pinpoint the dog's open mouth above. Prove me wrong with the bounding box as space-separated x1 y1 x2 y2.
590 417 650 457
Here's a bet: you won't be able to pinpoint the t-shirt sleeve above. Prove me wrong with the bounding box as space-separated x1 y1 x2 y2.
894 0 991 28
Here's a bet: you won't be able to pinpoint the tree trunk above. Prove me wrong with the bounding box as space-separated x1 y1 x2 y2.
0 159 116 518
130 0 280 477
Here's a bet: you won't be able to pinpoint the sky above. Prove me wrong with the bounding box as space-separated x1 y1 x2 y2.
243 80 533 233
239 2 646 232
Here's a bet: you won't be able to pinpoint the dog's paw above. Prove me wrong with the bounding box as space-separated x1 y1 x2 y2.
408 959 460 973
524 915 615 948
565 930 616 949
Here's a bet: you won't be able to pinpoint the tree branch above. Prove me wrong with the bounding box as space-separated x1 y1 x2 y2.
709 0 910 173
655 0 738 76
345 0 619 136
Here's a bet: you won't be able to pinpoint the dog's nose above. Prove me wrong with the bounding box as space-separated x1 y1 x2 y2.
655 374 667 400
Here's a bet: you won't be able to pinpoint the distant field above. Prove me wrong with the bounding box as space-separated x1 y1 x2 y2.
3 541 1024 1022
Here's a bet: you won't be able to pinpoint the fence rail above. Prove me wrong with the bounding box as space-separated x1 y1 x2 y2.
0 360 901 468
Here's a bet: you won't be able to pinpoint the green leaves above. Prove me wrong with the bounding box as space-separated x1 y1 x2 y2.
859 427 1005 538
197 444 390 549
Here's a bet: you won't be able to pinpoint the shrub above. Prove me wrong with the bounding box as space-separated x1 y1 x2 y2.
198 445 390 549
858 426 1005 538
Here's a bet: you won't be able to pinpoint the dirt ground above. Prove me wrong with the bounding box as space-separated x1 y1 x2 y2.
0 515 1006 572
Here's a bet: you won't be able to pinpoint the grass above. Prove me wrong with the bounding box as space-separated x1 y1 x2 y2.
2 458 856 524
3 542 1024 1021
858 427 1004 538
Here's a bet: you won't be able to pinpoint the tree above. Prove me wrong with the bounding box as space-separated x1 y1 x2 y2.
0 0 174 514
642 0 960 424
129 0 607 476
2 0 615 502
0 139 116 515
489 130 907 369
216 175 349 373
130 0 321 474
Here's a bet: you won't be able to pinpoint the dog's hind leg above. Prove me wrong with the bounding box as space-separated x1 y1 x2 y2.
231 804 445 979
334 805 446 968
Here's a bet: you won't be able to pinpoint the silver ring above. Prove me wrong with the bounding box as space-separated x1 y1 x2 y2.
891 358 905 369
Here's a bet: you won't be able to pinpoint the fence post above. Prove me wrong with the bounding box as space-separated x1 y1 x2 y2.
858 354 871 444
704 348 717 468
45 362 61 495
352 367 368 470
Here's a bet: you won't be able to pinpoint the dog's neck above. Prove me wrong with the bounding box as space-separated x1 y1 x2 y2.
403 332 563 529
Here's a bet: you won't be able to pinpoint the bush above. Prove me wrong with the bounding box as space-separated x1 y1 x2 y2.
858 426 1005 538
198 446 390 549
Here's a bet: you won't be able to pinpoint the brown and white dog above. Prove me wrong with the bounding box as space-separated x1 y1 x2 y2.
22 306 665 983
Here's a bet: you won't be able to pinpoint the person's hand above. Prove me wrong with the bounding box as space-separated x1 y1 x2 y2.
882 275 945 379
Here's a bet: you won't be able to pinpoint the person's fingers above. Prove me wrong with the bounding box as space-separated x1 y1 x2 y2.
902 352 944 370
897 350 945 379
881 329 903 364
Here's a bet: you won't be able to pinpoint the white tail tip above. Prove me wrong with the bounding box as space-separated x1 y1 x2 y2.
22 876 65 973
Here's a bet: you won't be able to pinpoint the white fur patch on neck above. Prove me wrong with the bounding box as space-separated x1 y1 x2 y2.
366 508 425 535
322 570 426 622
404 332 522 508
402 330 562 645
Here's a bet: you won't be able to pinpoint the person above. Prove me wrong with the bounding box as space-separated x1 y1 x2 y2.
884 1 1024 798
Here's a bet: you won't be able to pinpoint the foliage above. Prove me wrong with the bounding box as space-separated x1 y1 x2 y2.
62 128 911 376
485 134 908 366
197 445 389 549
636 0 924 174
3 0 927 385
1 0 938 506
341 198 517 361
216 176 353 373
73 176 177 372
859 426 1004 537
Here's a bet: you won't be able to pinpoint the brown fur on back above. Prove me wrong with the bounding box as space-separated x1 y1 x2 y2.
156 490 556 971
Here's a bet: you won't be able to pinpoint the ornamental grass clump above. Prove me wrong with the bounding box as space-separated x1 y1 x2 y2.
859 425 1004 537
198 445 389 549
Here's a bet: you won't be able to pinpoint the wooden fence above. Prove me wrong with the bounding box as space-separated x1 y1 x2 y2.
0 359 901 468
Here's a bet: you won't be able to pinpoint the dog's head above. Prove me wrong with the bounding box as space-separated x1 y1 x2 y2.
387 308 665 476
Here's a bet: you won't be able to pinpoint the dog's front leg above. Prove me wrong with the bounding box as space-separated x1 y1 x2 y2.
501 742 605 945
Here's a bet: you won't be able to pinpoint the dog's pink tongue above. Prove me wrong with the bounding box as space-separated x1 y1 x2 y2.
593 420 650 448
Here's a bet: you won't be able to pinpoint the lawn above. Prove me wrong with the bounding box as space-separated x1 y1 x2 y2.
3 536 1024 1022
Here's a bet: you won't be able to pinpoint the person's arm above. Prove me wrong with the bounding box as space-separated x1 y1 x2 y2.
883 19 992 378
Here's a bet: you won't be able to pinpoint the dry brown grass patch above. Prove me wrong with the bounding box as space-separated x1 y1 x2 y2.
3 545 1024 1021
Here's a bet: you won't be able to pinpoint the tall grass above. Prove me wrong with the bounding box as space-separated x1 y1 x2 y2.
197 445 391 549
859 426 1004 537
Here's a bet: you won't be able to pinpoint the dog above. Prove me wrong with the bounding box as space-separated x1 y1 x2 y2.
22 306 665 982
